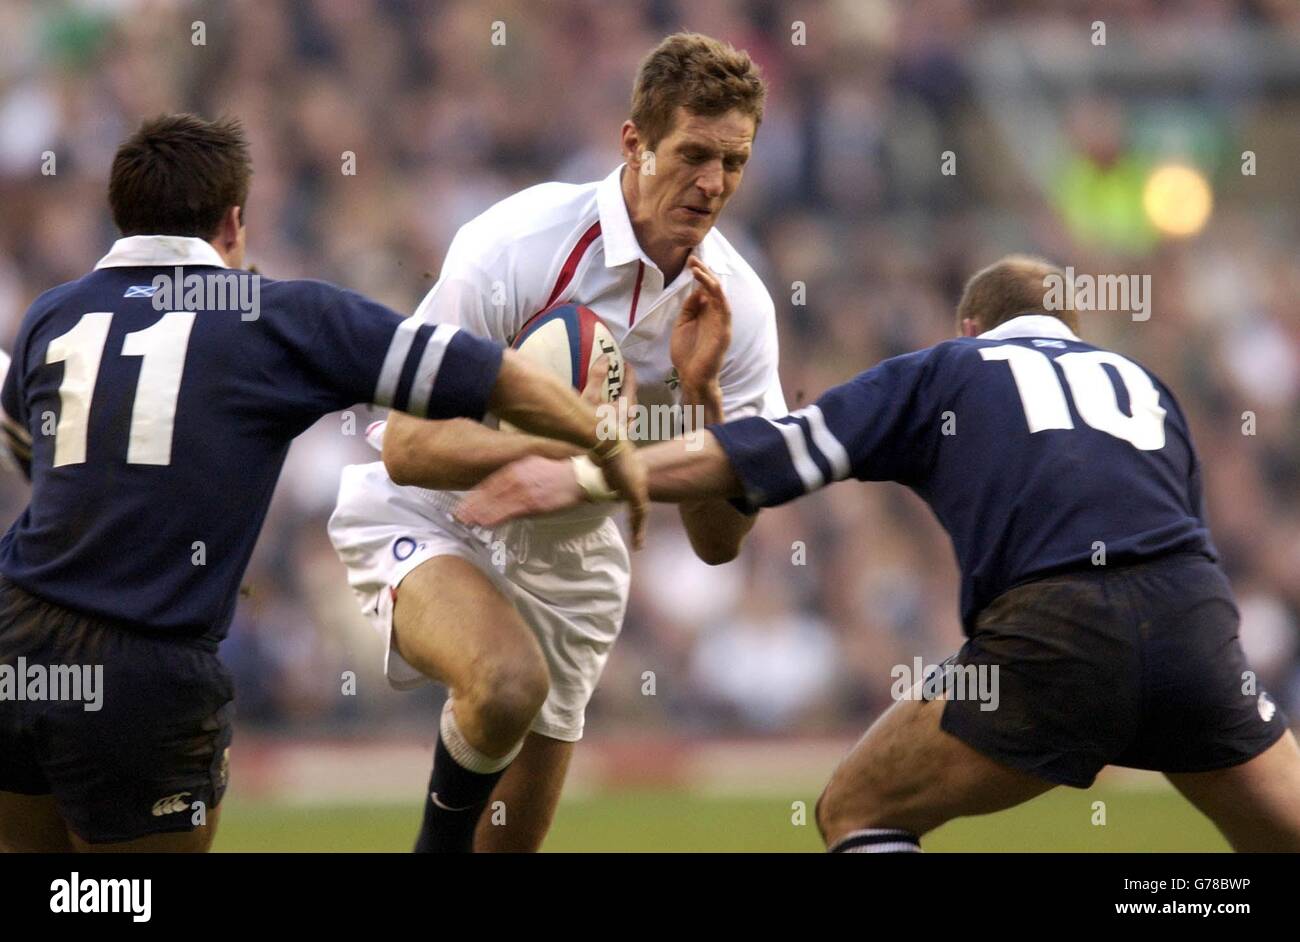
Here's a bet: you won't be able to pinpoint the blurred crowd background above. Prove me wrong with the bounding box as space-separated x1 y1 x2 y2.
1 0 1297 741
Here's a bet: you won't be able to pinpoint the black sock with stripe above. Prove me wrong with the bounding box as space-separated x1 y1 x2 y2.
413 733 506 853
413 700 521 854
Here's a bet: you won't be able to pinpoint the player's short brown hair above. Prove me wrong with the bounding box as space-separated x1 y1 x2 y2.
630 32 766 146
108 113 251 239
956 255 1080 335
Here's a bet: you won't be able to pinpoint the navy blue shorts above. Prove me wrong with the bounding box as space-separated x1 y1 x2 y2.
0 577 233 843
940 552 1287 788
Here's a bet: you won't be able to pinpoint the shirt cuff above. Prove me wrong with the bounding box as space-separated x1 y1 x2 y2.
427 331 504 421
707 417 801 514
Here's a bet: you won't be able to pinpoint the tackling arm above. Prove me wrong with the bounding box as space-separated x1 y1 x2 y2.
457 350 938 532
383 413 579 491
390 347 649 546
455 430 742 530
642 431 744 502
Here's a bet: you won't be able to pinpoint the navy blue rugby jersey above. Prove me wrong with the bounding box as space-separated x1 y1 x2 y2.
709 315 1216 631
0 236 502 640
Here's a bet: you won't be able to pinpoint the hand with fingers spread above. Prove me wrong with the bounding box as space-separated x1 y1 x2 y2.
671 257 733 397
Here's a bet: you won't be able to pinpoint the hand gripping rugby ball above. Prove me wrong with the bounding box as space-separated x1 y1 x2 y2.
505 303 625 409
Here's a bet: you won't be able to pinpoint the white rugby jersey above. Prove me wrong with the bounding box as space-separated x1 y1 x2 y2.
412 164 786 422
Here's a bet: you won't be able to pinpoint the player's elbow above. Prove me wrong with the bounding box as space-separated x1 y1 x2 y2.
697 547 740 567
383 419 480 490
381 421 432 487
381 435 418 486
687 533 743 566
682 501 752 565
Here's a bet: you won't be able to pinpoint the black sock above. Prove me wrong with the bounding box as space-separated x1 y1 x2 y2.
828 828 922 853
413 732 508 853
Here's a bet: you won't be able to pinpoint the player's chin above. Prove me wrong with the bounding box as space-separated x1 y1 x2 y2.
671 217 713 246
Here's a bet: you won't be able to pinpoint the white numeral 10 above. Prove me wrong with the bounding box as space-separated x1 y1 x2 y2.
979 344 1166 450
45 311 196 467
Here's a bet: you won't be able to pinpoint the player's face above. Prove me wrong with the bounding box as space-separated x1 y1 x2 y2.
642 107 755 248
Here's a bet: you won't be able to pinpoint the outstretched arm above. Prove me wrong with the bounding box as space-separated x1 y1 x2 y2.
383 414 580 492
445 349 649 546
457 347 941 533
455 431 741 529
383 355 624 492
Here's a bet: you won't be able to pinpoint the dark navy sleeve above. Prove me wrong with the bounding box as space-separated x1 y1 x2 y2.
708 347 941 512
1 343 32 477
306 283 503 421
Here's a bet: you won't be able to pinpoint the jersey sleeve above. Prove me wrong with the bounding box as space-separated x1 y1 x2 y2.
718 279 786 420
309 283 504 421
411 228 516 341
707 346 941 511
0 346 31 477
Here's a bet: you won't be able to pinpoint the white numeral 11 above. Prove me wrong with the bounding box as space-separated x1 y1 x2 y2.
45 311 197 467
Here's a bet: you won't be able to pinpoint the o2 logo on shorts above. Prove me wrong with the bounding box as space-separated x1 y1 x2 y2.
393 537 420 561
1258 692 1277 723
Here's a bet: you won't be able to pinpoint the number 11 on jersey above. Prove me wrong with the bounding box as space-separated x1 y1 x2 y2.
45 311 197 468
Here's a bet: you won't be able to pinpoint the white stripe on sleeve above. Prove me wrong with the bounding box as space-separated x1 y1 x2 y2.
792 404 851 481
405 324 459 418
770 418 825 492
373 317 421 408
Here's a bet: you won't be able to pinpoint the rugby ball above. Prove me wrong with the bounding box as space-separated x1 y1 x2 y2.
505 303 624 406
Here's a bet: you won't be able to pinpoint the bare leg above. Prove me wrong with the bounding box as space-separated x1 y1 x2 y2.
474 733 573 852
1165 731 1300 852
393 555 549 757
0 792 75 852
394 555 550 851
816 692 1056 847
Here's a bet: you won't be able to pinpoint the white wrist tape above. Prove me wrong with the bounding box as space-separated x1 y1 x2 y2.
571 455 618 502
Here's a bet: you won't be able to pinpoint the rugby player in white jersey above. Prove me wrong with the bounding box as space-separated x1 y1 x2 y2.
328 32 785 852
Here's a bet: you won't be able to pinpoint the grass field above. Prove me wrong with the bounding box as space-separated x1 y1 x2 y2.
213 785 1229 852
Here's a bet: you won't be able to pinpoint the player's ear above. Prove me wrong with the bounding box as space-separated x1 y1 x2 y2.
621 120 642 168
960 317 980 338
213 205 241 245
212 206 244 267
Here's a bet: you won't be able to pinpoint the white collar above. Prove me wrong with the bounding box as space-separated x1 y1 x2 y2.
595 164 732 275
977 314 1079 342
94 235 229 270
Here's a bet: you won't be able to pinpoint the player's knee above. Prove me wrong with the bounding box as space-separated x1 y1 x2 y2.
816 779 862 843
816 766 900 843
814 786 835 842
462 656 549 740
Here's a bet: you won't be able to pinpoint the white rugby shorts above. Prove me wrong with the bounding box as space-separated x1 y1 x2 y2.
327 462 629 741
